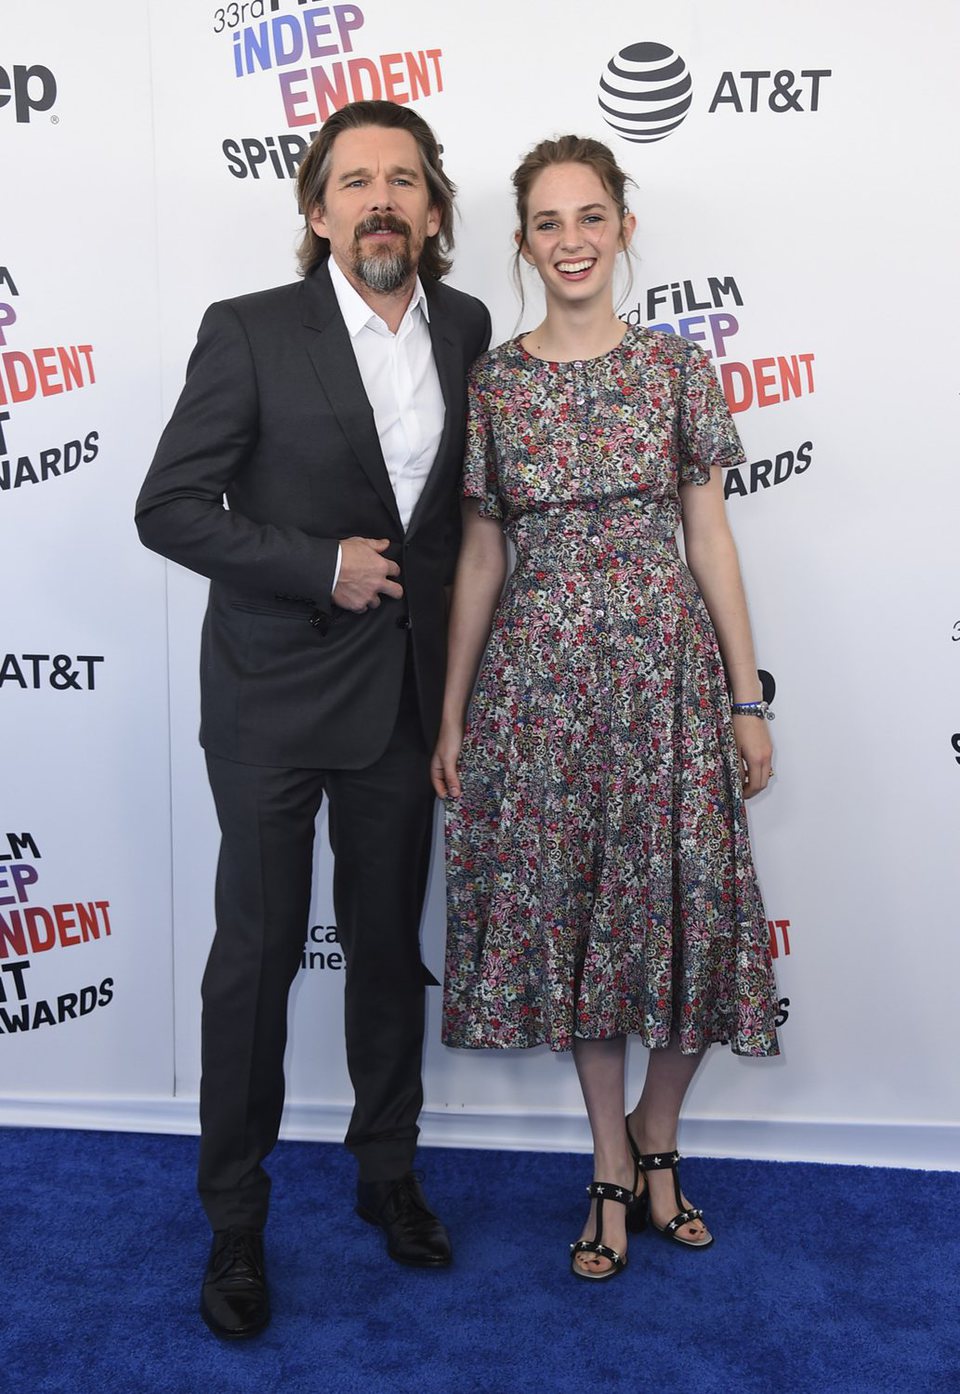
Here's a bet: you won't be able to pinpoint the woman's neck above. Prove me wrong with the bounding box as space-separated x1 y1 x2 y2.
522 300 627 363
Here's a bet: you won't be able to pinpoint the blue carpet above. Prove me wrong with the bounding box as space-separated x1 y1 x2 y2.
3 1126 959 1393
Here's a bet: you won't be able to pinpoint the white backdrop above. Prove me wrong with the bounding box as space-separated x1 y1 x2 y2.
2 0 958 1169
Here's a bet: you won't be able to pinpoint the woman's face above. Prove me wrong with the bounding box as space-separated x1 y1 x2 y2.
518 161 634 309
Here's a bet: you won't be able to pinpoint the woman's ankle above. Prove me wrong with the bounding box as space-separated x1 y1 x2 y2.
591 1151 635 1187
629 1111 679 1156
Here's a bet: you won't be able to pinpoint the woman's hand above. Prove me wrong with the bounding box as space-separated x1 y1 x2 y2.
733 713 774 799
431 721 464 799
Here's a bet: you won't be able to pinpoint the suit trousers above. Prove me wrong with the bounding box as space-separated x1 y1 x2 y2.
198 650 436 1231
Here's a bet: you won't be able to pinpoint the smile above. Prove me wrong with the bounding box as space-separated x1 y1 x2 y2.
555 259 596 277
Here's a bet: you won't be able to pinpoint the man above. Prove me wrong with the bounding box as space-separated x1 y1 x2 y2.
136 99 490 1339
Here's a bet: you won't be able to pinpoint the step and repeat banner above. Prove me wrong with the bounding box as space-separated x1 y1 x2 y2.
0 4 175 1117
2 0 958 1166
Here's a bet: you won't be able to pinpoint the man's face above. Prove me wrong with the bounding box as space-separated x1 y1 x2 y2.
309 125 441 296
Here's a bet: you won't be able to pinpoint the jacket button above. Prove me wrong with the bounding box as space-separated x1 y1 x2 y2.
396 616 411 630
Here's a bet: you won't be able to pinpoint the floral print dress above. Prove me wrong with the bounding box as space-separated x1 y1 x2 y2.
442 327 780 1057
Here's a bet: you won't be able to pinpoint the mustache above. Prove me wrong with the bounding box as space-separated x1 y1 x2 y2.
353 214 411 241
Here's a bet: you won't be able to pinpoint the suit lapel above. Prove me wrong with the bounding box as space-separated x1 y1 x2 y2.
406 281 460 538
299 262 402 530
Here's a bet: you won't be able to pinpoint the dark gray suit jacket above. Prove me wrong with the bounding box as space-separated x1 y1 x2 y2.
136 260 491 769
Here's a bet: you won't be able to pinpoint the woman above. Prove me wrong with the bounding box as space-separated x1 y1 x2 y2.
431 136 780 1280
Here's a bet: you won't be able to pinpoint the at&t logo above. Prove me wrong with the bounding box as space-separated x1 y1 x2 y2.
598 43 693 145
709 69 831 114
598 41 831 144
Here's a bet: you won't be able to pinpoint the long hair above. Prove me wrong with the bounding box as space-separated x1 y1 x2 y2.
295 100 456 280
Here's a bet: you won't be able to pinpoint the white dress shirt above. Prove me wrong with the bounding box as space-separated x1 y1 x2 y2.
328 257 446 593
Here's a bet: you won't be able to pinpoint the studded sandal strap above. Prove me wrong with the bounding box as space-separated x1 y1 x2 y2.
638 1150 681 1170
664 1206 704 1233
586 1180 636 1206
571 1239 624 1266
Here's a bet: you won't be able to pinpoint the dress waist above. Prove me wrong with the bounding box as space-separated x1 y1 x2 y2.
509 495 680 571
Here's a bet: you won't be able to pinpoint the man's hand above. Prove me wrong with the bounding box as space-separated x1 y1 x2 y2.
333 537 403 613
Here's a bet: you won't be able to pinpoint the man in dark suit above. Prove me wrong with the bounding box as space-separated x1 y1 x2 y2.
136 99 490 1339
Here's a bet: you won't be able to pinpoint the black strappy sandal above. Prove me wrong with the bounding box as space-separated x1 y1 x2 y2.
639 1150 714 1249
569 1181 636 1280
626 1160 650 1235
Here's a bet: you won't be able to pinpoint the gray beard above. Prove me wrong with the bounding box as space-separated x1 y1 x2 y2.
353 247 412 294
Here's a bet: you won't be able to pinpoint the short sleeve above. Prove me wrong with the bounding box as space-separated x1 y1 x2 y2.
462 371 504 521
677 344 746 486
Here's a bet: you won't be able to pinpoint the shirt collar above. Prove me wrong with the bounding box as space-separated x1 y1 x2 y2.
327 255 430 339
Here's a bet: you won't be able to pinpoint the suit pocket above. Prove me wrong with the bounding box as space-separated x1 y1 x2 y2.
228 600 314 620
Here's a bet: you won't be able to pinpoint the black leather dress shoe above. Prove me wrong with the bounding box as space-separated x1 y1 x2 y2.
200 1227 270 1339
355 1173 452 1267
